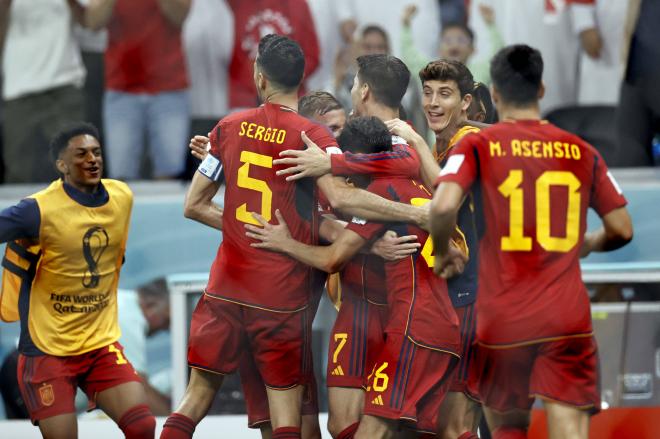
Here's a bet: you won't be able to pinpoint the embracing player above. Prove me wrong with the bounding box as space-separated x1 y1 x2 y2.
432 45 633 439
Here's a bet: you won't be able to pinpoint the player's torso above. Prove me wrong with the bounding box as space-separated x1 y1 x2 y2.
25 180 131 356
475 120 597 343
340 254 387 306
209 104 327 311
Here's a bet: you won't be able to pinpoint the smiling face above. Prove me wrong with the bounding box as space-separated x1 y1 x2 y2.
57 134 103 190
422 79 471 133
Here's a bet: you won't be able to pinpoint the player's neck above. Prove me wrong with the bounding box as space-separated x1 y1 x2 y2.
64 178 100 195
263 90 299 112
497 103 541 121
366 103 399 122
434 113 467 152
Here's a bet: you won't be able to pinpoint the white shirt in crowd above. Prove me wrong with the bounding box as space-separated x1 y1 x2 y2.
2 0 85 100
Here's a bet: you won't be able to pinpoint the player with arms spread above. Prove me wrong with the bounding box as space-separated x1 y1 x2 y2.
432 45 633 439
0 123 154 439
161 35 429 439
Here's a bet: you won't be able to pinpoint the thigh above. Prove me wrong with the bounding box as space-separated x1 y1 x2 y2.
146 90 190 177
96 381 146 423
239 350 270 429
328 386 365 431
187 295 246 375
16 354 77 425
476 344 536 414
544 400 589 439
103 90 146 179
38 413 78 439
81 342 143 413
530 336 600 411
450 303 479 400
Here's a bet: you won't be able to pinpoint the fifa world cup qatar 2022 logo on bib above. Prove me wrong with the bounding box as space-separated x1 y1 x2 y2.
241 9 293 59
82 226 109 289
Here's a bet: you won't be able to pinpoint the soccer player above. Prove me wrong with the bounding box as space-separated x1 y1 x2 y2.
246 116 464 439
432 45 633 439
161 35 428 439
298 91 347 138
0 122 155 439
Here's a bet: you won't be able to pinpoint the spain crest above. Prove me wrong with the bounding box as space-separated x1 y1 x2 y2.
39 383 54 406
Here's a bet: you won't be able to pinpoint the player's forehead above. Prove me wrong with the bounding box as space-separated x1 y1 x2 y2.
422 79 460 93
67 134 101 152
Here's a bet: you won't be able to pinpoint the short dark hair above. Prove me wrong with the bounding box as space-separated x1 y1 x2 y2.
337 116 391 155
419 60 474 97
441 22 475 45
298 91 343 118
490 44 543 106
469 82 498 123
49 121 100 162
137 277 169 299
356 54 410 109
256 34 305 91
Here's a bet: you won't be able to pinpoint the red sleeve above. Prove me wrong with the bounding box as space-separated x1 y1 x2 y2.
208 122 222 160
330 144 420 178
434 132 481 190
590 152 627 217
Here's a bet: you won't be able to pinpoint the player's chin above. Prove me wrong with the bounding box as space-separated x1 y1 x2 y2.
427 118 449 133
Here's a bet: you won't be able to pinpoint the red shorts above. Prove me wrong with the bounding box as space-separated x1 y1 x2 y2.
188 294 308 389
326 295 388 389
448 303 480 400
240 297 320 428
363 332 457 424
17 342 141 424
473 336 600 413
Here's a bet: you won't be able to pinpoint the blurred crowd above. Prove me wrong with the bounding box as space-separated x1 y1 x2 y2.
0 0 658 183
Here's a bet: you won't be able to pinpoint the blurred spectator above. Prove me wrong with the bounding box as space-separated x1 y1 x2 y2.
438 0 467 27
74 20 107 141
616 0 660 167
0 0 85 183
334 25 390 110
305 0 342 92
469 0 601 113
182 0 233 177
401 3 503 84
225 0 320 110
577 0 630 105
84 0 191 180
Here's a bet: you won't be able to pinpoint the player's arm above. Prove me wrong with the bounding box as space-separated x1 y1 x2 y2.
386 118 440 189
581 207 633 257
183 149 224 230
430 181 466 278
84 0 117 31
245 210 367 273
0 199 40 244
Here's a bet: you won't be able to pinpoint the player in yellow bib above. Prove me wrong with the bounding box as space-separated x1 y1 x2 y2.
0 123 155 439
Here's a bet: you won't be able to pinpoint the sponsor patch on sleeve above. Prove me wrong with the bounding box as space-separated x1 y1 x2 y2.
439 154 465 176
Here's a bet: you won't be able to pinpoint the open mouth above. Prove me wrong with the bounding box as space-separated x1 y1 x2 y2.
426 110 445 123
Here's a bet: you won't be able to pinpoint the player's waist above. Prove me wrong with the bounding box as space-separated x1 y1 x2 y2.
203 290 309 313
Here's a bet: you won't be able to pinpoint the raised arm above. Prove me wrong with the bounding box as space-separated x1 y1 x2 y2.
245 210 367 273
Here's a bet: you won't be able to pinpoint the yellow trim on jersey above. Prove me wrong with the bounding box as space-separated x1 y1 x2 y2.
203 291 309 313
478 332 594 349
25 179 132 356
436 124 481 164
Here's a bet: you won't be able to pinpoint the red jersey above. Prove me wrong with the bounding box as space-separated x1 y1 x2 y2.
436 120 627 346
105 0 188 93
330 136 421 179
205 103 338 311
348 177 460 355
226 0 320 109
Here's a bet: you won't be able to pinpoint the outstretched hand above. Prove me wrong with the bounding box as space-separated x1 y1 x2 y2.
272 131 332 181
244 209 292 253
371 230 421 261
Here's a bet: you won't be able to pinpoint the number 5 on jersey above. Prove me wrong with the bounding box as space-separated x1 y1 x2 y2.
235 151 273 225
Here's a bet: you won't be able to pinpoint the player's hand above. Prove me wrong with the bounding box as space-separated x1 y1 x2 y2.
245 210 292 252
273 131 332 181
580 28 603 59
434 243 468 279
189 134 210 160
402 4 417 27
385 119 423 146
478 3 495 26
371 230 421 261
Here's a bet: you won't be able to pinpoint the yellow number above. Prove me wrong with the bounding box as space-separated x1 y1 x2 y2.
499 170 581 253
498 170 533 251
236 151 273 225
410 198 434 267
332 333 348 364
536 171 581 252
370 362 389 392
109 344 127 365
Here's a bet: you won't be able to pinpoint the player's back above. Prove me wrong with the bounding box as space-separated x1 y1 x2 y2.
460 119 626 345
207 102 337 311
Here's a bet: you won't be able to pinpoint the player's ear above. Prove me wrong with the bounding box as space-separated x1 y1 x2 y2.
461 93 473 112
490 85 500 106
361 83 369 102
55 158 68 175
257 71 267 92
538 81 546 100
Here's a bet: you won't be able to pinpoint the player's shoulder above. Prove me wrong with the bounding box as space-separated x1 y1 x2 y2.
219 107 262 128
541 121 601 158
102 179 133 201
